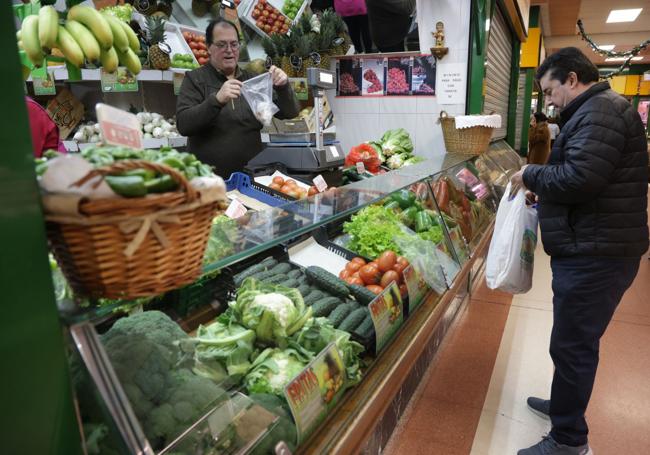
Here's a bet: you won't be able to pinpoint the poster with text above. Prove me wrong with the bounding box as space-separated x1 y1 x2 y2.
386 57 412 95
337 58 362 96
411 56 436 95
369 282 404 353
361 58 385 95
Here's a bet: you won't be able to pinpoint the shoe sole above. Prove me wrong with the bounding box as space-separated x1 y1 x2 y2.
526 403 550 421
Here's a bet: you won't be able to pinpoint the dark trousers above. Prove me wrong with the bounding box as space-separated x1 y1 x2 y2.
342 15 372 53
549 257 640 446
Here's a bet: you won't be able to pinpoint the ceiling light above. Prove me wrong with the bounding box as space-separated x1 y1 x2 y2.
606 8 643 23
631 56 644 61
604 57 627 62
485 19 490 31
598 44 615 51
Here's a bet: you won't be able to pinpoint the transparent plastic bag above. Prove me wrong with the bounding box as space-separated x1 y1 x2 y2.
240 73 279 127
485 182 538 294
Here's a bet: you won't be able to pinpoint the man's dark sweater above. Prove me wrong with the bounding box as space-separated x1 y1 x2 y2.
176 64 300 178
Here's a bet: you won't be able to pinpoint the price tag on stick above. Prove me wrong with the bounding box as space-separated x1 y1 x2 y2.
225 198 247 219
96 103 143 149
313 175 328 192
356 161 366 174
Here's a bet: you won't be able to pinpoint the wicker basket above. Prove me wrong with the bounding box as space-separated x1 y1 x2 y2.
44 160 226 300
438 111 494 155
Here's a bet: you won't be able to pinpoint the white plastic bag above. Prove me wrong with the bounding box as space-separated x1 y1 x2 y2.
485 182 538 294
240 73 279 127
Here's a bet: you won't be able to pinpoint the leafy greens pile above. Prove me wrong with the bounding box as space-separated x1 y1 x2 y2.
343 205 406 258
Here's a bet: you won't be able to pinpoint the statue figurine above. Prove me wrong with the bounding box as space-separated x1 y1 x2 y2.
433 21 445 48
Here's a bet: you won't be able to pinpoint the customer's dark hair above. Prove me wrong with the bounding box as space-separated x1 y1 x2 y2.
534 112 548 123
535 47 599 84
205 18 239 46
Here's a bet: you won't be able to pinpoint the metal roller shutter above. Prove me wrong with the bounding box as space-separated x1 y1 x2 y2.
514 70 526 150
484 6 513 140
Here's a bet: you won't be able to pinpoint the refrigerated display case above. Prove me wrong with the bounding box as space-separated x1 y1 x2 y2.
64 144 520 455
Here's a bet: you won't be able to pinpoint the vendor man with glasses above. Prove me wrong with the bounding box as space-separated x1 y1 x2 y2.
177 18 299 177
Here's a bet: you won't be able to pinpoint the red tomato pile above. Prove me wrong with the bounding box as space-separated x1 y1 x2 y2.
268 175 318 199
339 251 409 299
252 0 291 35
182 31 209 66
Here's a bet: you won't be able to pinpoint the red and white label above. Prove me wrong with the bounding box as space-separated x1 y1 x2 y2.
225 198 247 219
313 174 328 192
96 103 142 149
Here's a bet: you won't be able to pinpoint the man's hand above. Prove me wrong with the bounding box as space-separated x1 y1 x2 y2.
509 165 529 198
269 65 288 87
525 191 538 206
216 79 243 105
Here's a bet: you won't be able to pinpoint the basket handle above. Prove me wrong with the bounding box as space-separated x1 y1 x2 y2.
72 160 198 202
440 110 449 119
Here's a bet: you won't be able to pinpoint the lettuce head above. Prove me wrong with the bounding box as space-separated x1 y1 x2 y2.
380 128 414 157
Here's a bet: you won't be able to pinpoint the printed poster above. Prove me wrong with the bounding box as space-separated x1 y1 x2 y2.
369 282 404 353
361 58 385 95
290 78 309 101
386 57 411 95
337 58 362 96
101 67 138 93
411 55 436 95
403 264 430 311
284 343 347 443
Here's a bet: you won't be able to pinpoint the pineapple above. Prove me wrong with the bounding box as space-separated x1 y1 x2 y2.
294 33 313 77
261 36 278 67
145 16 171 70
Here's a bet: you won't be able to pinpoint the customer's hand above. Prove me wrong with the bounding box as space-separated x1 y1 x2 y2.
216 79 243 105
509 165 529 197
269 65 289 87
525 191 538 206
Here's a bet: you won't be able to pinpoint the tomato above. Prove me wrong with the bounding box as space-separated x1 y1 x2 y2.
366 285 384 295
270 13 278 20
272 176 284 185
198 57 209 65
182 31 192 41
380 270 400 288
377 251 397 272
197 35 206 43
258 0 266 4
272 25 279 33
280 184 293 193
287 190 300 199
393 262 407 275
359 264 381 285
339 269 350 280
351 271 361 279
351 257 366 266
396 256 410 267
345 276 364 286
264 24 272 32
367 261 379 269
269 182 282 191
285 179 296 185
345 261 362 273
399 284 408 299
262 9 269 16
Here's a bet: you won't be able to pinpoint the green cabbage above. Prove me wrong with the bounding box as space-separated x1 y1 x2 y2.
244 347 312 397
380 128 414 157
229 278 313 347
387 153 408 169
403 155 426 167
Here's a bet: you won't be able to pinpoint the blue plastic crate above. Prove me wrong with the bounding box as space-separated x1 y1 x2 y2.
225 172 288 207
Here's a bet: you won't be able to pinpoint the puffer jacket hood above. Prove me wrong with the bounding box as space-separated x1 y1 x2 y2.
523 81 649 258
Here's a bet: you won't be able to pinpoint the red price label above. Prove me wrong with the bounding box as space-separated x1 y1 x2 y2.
101 121 142 149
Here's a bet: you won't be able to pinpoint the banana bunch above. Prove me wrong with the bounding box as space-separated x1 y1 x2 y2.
20 5 141 75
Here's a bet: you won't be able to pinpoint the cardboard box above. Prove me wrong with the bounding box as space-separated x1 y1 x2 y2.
46 88 84 140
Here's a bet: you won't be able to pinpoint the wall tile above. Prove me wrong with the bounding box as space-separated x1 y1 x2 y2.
346 97 382 114
336 113 381 150
415 114 447 159
416 97 441 114
380 97 418 114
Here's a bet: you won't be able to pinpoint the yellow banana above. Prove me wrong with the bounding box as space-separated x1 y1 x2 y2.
38 6 58 52
67 5 113 50
65 20 100 63
56 25 84 68
21 15 44 68
102 14 129 52
116 47 142 75
118 19 140 53
100 47 119 73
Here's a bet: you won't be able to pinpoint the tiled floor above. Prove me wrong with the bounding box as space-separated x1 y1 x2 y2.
386 237 650 454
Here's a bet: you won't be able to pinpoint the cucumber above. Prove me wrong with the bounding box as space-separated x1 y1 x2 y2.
249 270 277 282
233 258 278 286
304 290 325 306
269 263 292 275
305 266 350 299
263 274 288 285
338 307 368 333
328 302 356 327
278 278 299 288
312 297 343 317
347 284 379 305
288 269 302 279
297 283 311 297
354 314 375 339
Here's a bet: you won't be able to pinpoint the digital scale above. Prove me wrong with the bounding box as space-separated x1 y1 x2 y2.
246 68 345 178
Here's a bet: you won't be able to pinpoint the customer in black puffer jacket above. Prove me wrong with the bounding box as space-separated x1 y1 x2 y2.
513 47 648 455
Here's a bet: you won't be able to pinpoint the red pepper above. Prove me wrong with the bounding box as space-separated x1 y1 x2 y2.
345 143 382 173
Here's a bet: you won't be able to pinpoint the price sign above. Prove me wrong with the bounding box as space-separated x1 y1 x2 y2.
403 265 429 311
368 282 404 353
312 174 328 192
32 72 56 96
356 161 366 174
96 103 143 149
173 72 184 95
284 343 347 443
100 67 138 93
225 198 247 219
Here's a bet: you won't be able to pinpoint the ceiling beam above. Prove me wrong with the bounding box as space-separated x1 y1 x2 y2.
545 32 650 48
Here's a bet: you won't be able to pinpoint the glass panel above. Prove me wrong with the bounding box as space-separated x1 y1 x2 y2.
485 141 523 176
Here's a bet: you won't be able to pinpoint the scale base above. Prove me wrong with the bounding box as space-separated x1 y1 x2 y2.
247 144 345 173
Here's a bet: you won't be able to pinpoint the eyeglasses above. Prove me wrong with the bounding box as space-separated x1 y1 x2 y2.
212 41 240 51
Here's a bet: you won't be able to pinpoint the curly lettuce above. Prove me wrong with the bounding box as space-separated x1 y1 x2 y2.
343 205 405 258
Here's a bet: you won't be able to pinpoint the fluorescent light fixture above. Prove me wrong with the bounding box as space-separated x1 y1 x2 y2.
631 56 644 61
604 57 627 62
598 44 615 51
485 19 490 31
606 8 642 23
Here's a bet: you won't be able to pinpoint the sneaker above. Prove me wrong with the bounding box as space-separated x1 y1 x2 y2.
527 396 550 419
518 435 593 455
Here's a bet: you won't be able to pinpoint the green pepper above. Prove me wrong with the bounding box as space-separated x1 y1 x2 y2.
145 175 178 193
390 189 416 209
399 206 419 227
383 200 401 211
105 175 147 198
159 156 185 170
415 211 433 233
125 169 156 181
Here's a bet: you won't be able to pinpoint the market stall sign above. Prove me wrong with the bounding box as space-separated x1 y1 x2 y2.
403 264 429 311
96 103 143 149
313 174 328 192
100 67 138 93
173 72 184 96
32 71 56 96
284 343 347 443
368 281 404 353
436 62 466 105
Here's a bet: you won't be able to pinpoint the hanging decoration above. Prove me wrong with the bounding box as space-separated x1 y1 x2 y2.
576 19 650 78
